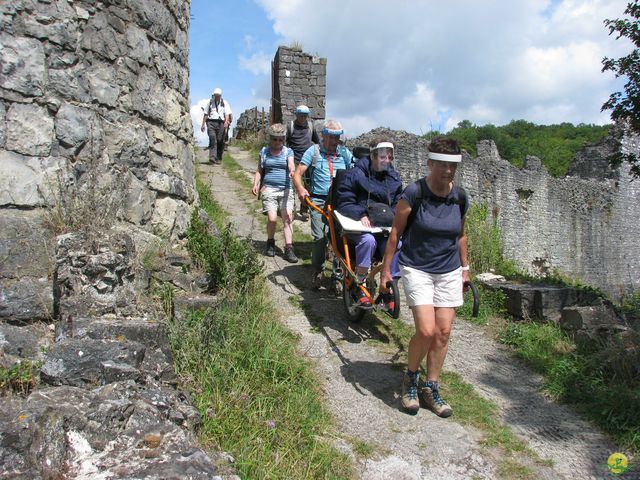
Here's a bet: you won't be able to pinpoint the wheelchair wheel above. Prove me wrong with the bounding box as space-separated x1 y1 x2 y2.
342 280 366 323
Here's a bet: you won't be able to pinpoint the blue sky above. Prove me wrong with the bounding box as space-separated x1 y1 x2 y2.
189 0 633 145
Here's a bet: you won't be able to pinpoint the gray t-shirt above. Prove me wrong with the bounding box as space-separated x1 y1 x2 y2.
399 181 468 274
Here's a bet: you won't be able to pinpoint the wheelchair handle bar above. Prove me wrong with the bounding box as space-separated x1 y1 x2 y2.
464 280 480 318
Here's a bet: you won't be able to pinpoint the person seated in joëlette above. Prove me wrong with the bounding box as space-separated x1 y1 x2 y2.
335 136 404 306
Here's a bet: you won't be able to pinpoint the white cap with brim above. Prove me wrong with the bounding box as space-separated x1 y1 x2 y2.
213 88 222 95
428 152 461 163
295 105 310 114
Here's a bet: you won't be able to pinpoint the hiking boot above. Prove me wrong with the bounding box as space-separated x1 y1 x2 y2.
265 240 275 257
311 270 324 290
420 380 453 418
401 371 420 415
283 246 298 263
356 289 372 306
381 292 395 312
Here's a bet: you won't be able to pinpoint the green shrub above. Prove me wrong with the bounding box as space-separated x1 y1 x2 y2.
186 210 263 295
0 360 42 395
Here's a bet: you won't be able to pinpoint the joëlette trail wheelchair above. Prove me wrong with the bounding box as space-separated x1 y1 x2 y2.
304 189 401 323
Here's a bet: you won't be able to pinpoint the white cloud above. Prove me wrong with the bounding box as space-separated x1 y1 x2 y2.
254 0 631 136
190 99 210 146
239 51 271 75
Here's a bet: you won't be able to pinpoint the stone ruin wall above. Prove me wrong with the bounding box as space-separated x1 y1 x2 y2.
350 128 640 299
0 2 240 477
0 0 196 243
271 46 326 126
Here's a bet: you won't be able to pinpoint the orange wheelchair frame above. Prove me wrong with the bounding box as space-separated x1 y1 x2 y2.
305 196 401 322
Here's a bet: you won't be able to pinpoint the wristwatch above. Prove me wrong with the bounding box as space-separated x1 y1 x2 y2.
461 265 470 271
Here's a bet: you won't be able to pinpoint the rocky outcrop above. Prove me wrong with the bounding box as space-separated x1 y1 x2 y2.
0 227 238 479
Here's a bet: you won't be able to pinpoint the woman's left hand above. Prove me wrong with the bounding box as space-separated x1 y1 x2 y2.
462 270 471 291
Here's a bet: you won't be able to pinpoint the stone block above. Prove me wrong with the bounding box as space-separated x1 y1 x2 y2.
125 23 151 66
87 62 120 107
0 151 63 207
0 33 45 96
122 171 156 225
559 305 622 332
81 12 122 60
534 286 579 324
14 0 78 49
48 64 91 103
173 294 223 323
132 69 166 123
57 316 170 354
0 210 53 278
40 338 145 387
6 103 53 156
54 103 94 149
130 0 176 43
0 323 51 360
501 283 538 319
104 116 150 166
150 196 190 238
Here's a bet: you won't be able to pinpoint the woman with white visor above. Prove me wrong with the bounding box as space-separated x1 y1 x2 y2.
380 136 470 418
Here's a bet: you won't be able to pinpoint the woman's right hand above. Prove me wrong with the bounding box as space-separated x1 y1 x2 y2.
252 183 259 196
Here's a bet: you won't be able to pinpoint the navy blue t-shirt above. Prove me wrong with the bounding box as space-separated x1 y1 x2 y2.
399 181 468 274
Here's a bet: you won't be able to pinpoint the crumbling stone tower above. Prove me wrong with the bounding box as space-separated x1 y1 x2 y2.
271 46 326 126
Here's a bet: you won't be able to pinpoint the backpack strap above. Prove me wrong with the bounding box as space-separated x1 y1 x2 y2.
287 120 293 142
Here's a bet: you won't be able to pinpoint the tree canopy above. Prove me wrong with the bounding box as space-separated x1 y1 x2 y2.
602 0 640 178
442 120 610 177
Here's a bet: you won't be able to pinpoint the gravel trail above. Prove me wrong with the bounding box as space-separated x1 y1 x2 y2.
199 146 631 480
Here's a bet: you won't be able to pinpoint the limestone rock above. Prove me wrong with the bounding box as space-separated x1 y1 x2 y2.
0 33 45 96
5 103 54 156
0 210 53 278
40 337 146 387
0 277 53 322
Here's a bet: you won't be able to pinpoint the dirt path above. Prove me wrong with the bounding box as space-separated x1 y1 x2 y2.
199 146 624 480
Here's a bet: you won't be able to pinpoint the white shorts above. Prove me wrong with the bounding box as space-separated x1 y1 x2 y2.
262 186 294 214
400 265 463 308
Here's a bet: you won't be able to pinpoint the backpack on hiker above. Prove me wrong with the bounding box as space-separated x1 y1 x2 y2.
405 177 468 231
286 119 314 144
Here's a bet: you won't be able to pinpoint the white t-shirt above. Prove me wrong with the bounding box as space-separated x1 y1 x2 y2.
206 98 232 121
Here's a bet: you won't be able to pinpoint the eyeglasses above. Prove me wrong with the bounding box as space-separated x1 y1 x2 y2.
270 137 284 142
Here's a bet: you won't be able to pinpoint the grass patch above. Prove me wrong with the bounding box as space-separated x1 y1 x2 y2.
458 284 508 326
167 292 353 479
495 458 537 480
498 320 640 455
0 360 42 395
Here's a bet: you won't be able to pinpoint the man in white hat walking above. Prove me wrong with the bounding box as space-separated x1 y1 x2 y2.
201 87 232 164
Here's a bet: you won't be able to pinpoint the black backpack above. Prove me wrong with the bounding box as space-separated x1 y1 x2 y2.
405 177 467 231
286 119 314 143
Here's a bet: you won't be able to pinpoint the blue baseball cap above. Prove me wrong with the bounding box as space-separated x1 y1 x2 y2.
295 105 310 115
